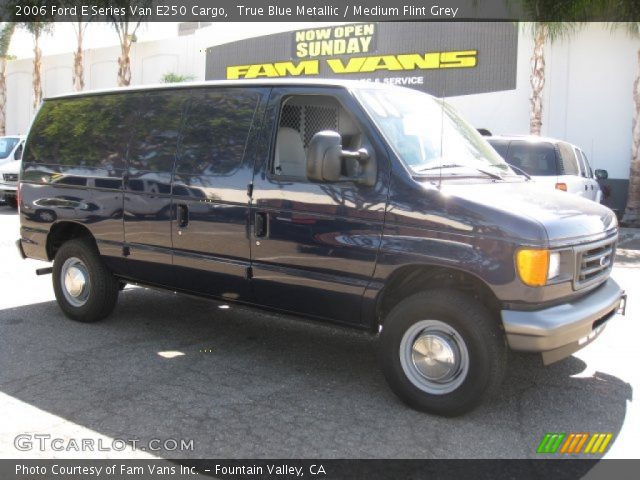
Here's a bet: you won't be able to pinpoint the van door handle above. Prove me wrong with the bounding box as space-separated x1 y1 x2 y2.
177 204 189 228
255 212 267 238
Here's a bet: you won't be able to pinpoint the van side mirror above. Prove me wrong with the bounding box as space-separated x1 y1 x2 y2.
14 144 23 161
306 130 375 186
594 169 608 180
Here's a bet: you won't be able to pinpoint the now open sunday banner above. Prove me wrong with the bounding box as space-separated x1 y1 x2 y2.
205 22 518 97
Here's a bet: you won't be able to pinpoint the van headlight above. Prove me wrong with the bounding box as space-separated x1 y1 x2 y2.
516 249 561 286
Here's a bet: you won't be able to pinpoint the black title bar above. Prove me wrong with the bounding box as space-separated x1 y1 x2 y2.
2 0 640 22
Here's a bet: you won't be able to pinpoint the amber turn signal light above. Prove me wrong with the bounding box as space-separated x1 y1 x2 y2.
516 249 550 287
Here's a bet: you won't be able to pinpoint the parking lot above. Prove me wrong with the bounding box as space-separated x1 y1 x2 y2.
0 204 638 460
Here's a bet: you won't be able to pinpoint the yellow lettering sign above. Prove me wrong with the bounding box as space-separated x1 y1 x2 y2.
226 51 477 79
227 60 319 79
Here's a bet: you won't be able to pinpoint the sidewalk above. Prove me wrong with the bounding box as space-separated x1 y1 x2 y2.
619 227 640 247
617 228 639 268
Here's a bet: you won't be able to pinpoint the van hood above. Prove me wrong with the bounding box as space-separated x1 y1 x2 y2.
441 181 617 245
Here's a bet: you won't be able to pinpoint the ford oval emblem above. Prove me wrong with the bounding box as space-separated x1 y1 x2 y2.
600 256 609 267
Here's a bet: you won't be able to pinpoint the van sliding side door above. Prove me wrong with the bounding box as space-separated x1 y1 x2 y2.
171 87 268 301
123 91 189 287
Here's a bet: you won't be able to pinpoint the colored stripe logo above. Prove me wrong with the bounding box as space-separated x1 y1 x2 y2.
537 433 613 454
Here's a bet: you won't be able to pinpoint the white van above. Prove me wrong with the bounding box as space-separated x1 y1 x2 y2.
487 136 604 203
0 136 25 208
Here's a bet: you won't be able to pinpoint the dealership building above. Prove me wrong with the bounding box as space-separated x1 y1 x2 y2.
4 22 638 212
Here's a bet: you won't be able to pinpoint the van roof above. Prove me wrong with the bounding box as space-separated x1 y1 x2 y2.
45 78 418 101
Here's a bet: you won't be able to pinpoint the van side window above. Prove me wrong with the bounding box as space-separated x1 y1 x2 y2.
128 91 189 173
176 89 260 175
24 94 137 172
272 95 364 180
557 142 579 175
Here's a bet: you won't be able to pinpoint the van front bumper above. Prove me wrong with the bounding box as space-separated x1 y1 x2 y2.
501 279 626 364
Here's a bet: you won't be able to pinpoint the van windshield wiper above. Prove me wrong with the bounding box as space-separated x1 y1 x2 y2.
506 163 532 180
414 164 504 180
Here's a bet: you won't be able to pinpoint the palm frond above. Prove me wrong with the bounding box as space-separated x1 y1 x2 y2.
609 21 640 38
0 22 16 57
521 21 583 43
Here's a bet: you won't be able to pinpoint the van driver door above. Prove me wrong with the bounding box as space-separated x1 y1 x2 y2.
249 87 389 326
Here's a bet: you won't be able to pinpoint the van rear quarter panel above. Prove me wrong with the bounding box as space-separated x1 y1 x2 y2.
20 94 134 273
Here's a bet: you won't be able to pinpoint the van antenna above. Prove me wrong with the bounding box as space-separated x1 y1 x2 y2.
438 85 445 191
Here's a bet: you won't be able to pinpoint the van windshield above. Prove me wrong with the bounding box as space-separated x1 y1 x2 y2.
355 88 512 176
0 137 19 159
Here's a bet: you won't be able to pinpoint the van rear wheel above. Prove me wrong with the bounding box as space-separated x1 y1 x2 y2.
52 238 119 322
379 289 506 416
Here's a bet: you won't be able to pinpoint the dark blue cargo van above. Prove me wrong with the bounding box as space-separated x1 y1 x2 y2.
17 80 626 415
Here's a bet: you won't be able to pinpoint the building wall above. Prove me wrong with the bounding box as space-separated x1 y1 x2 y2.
5 23 637 209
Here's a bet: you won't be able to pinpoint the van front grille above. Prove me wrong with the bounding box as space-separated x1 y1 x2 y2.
3 173 18 182
574 237 616 289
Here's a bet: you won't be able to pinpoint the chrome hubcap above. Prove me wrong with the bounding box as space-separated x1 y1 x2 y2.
61 257 90 307
400 320 469 395
412 332 460 382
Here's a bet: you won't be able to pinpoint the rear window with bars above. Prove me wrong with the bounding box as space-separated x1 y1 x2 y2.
279 103 338 148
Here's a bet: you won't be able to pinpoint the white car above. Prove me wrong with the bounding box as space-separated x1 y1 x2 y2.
0 136 25 208
487 136 605 203
0 158 21 208
0 135 24 166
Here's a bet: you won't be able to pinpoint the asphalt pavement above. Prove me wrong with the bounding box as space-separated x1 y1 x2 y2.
0 204 638 460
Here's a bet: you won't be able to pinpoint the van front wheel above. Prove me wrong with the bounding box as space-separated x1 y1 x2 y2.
52 238 119 322
379 290 506 416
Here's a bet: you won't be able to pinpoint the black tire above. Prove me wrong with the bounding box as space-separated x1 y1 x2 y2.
379 289 507 416
6 195 17 209
52 238 119 322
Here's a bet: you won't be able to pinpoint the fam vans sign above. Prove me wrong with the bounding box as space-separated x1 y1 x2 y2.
205 22 517 96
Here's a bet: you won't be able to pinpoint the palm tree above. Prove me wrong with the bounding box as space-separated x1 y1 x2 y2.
22 20 53 110
0 22 15 136
58 0 94 92
611 22 640 225
7 1 55 110
68 2 91 92
523 22 580 135
518 1 592 134
72 20 87 91
103 0 152 87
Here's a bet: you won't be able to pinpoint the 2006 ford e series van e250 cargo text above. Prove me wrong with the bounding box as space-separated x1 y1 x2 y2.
16 80 626 416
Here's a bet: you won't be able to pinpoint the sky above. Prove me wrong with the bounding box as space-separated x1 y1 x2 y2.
8 22 180 59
